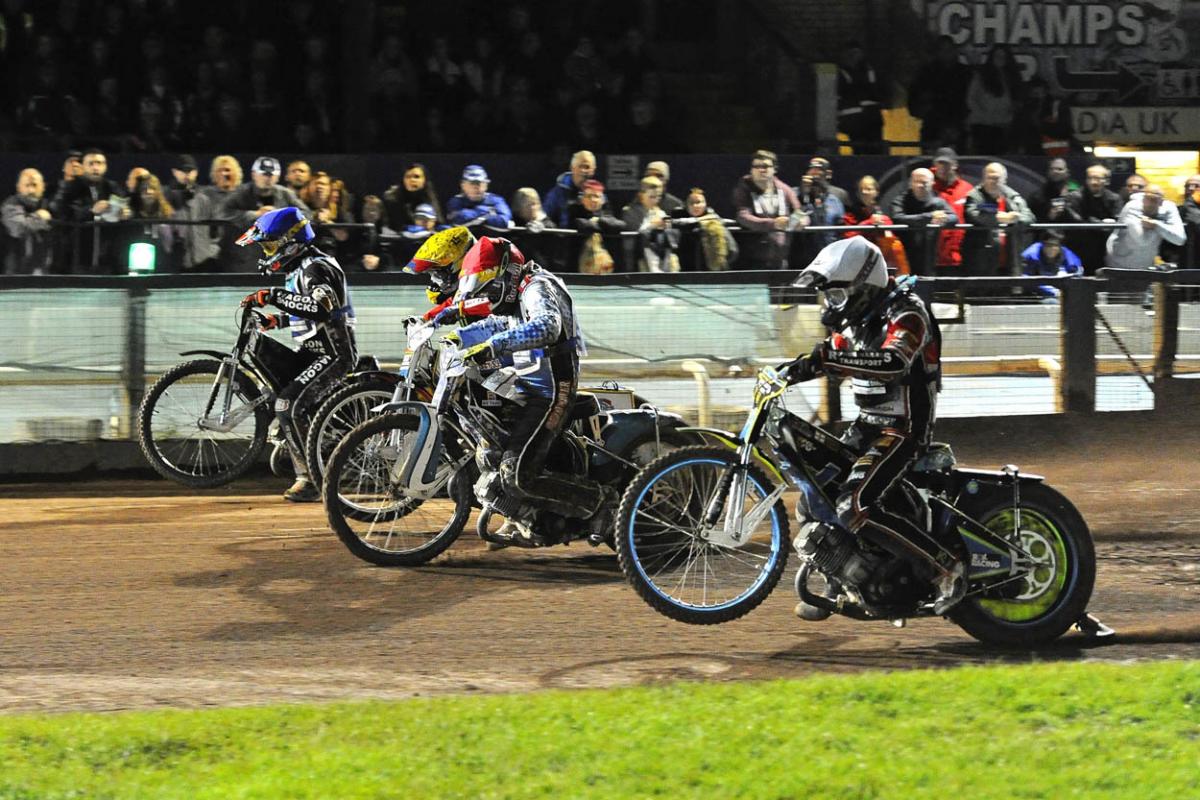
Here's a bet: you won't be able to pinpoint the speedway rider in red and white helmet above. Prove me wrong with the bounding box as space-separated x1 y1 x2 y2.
236 206 357 502
441 236 604 544
778 236 962 615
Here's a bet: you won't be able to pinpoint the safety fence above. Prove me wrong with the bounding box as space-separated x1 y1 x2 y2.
1 270 1197 449
10 217 1187 278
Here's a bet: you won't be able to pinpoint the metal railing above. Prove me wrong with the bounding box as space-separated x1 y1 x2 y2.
8 217 1173 278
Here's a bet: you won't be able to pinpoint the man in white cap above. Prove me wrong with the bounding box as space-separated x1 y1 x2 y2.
643 160 683 216
446 164 514 229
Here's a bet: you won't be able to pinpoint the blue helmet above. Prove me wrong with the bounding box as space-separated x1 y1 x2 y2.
236 206 315 275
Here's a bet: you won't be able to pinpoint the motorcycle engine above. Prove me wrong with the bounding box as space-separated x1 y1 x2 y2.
797 521 877 590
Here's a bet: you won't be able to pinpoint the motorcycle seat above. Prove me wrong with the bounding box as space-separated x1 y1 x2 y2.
354 354 380 372
569 392 603 423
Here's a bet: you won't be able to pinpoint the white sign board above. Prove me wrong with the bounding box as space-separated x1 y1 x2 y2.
1071 106 1200 143
605 155 641 192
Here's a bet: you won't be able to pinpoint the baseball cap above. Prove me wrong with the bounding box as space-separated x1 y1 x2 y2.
251 156 280 175
644 160 669 182
933 147 959 164
581 179 606 194
414 203 436 219
807 157 831 170
462 164 489 182
175 154 198 172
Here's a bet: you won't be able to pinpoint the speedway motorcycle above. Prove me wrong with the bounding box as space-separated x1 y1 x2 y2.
138 304 387 488
321 320 697 566
614 362 1099 648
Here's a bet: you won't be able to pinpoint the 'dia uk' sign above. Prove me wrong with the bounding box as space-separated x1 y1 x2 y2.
1070 106 1200 143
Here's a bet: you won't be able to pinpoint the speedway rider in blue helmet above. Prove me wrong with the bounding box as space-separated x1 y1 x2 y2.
237 206 357 502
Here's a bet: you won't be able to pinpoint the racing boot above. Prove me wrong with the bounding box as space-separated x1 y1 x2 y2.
283 445 319 503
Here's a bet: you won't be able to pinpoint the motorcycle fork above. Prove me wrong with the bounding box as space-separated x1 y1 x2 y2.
702 443 752 532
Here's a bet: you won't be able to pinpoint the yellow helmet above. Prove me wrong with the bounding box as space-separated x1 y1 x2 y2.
405 226 477 305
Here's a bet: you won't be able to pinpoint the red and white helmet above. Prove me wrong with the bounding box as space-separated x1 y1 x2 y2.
454 236 527 311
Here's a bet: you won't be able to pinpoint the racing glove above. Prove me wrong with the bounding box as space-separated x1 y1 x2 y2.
258 313 285 331
778 341 828 385
241 289 273 308
461 340 495 364
438 331 462 348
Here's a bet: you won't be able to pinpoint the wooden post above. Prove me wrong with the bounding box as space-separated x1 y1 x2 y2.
1153 281 1181 411
1059 279 1096 413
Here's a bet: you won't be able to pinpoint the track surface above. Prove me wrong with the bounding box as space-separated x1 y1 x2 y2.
2 419 1199 714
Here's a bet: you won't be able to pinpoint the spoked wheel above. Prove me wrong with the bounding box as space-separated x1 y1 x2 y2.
615 445 790 625
138 359 271 488
950 482 1095 647
322 412 470 566
304 377 396 489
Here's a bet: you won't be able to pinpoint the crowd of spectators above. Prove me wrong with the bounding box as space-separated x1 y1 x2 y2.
906 39 1079 157
3 145 1198 286
0 0 672 156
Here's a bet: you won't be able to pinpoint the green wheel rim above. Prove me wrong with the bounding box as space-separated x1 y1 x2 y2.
975 508 1069 623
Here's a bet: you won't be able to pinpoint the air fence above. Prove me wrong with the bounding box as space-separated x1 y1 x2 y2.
1 269 1197 465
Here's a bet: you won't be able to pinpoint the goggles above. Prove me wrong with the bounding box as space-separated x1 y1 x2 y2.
820 287 850 310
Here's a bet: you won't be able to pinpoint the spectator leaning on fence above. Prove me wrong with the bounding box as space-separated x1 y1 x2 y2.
225 156 309 228
795 156 847 263
49 148 126 274
1183 175 1200 268
543 150 596 228
1021 232 1082 301
2 168 53 275
512 187 550 232
1066 164 1122 275
1028 157 1081 230
963 161 1034 276
890 167 957 277
446 164 513 229
1105 186 1186 270
643 161 684 216
732 149 800 269
622 175 680 273
932 147 972 271
675 187 738 272
568 179 625 274
843 175 909 276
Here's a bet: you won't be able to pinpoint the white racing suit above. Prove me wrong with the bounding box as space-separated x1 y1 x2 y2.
455 268 604 520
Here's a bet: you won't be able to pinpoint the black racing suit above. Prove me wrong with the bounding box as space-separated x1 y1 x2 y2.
261 247 357 472
787 287 953 575
456 268 604 520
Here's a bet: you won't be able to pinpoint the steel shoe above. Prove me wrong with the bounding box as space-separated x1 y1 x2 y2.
284 477 320 503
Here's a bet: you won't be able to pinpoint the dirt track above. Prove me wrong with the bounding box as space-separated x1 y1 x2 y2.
2 418 1199 714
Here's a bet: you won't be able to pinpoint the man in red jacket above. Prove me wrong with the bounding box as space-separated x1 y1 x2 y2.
931 147 972 271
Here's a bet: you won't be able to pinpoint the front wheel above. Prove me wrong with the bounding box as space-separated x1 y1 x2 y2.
615 445 790 625
304 376 397 489
323 412 470 566
950 482 1095 647
138 358 271 488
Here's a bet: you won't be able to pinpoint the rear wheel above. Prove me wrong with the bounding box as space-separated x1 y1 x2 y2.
615 445 789 624
950 482 1095 647
138 359 271 488
322 412 469 566
304 377 396 488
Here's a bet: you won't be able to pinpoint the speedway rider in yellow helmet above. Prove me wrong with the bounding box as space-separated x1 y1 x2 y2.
404 226 477 323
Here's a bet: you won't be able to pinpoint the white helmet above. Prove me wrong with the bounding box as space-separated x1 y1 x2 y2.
793 237 888 329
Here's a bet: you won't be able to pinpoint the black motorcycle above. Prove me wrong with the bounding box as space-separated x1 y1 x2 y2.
614 363 1099 647
138 305 386 488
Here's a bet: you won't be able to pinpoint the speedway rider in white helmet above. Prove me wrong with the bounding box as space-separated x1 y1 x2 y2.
778 236 963 614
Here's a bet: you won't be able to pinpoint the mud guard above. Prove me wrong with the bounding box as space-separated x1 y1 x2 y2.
677 426 785 485
589 409 688 468
179 349 229 360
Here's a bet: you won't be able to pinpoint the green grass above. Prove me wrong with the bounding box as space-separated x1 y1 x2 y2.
0 661 1197 799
